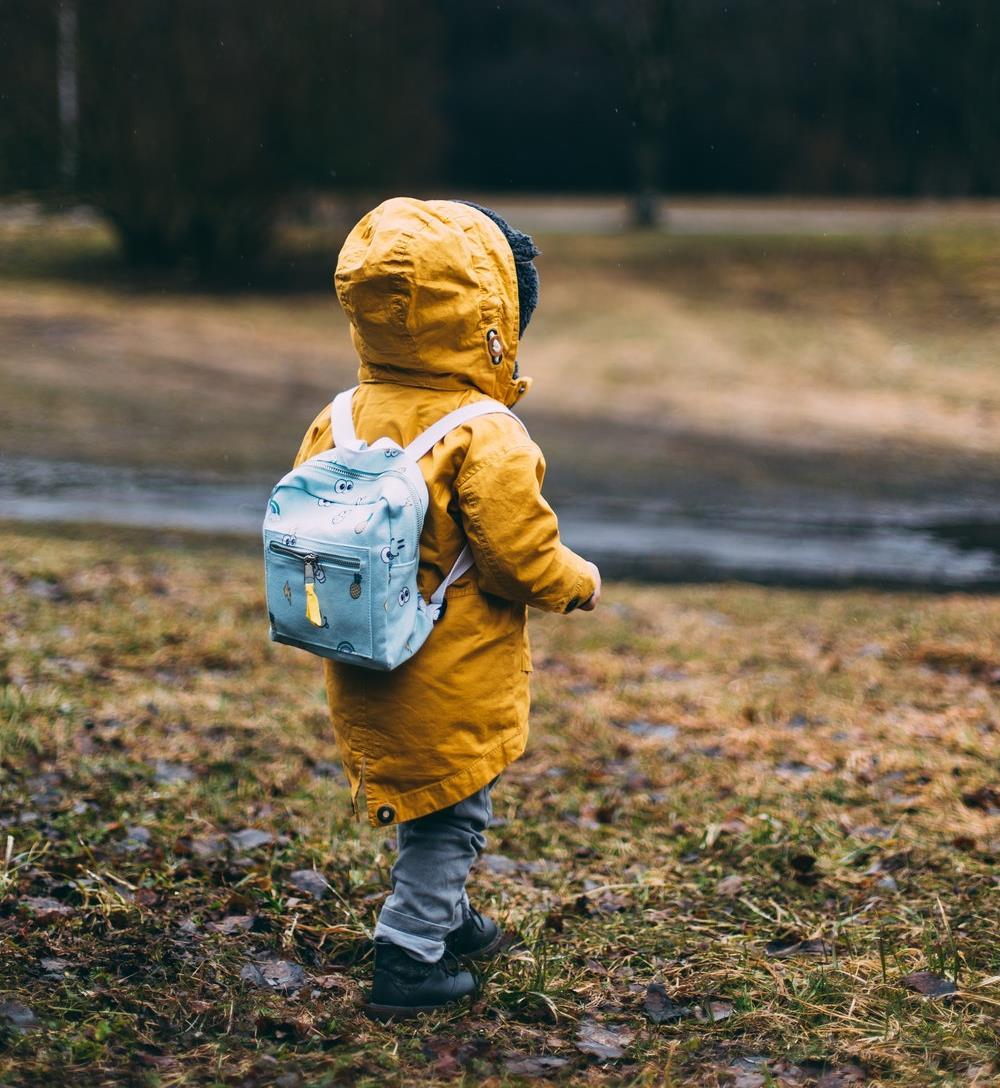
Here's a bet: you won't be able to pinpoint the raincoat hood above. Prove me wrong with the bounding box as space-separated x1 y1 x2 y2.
334 197 532 408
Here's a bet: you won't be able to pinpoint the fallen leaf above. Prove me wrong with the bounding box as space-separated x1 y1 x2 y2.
152 760 194 784
254 1014 310 1042
121 826 152 852
312 973 352 993
776 761 816 778
228 828 274 852
39 957 70 978
27 577 66 601
594 892 629 914
815 1062 867 1086
503 1054 570 1077
728 1073 765 1088
189 834 227 859
480 853 520 875
421 1036 490 1075
864 851 911 875
695 999 734 1022
0 1000 36 1033
716 874 745 897
288 869 329 901
961 785 1000 814
574 1019 633 1060
136 1053 180 1070
240 959 306 993
901 971 957 998
20 896 74 920
209 914 255 934
643 983 690 1023
765 937 832 958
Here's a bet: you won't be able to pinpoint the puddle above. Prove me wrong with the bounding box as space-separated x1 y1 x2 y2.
1 457 998 590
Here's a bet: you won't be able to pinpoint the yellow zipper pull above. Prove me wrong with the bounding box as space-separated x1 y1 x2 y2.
303 557 324 626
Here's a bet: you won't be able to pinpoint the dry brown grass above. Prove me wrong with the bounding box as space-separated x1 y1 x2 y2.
1 208 998 477
1 522 997 1085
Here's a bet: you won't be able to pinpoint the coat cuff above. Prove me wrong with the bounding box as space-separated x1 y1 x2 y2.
563 565 597 613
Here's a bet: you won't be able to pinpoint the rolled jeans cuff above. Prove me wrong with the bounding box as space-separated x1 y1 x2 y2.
374 901 465 963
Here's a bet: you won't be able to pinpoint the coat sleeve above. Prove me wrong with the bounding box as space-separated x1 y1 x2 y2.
456 438 597 613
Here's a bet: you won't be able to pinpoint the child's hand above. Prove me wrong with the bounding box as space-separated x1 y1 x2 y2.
579 561 602 611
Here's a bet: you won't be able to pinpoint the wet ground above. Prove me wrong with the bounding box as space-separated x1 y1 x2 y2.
3 451 998 590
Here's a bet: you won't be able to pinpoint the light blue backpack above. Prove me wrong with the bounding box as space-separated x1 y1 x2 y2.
263 386 522 670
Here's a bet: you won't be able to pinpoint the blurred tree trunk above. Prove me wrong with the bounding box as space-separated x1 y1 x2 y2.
967 0 1000 192
565 0 673 228
623 1 672 228
56 0 78 187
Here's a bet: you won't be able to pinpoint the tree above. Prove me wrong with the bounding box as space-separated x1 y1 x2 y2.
72 0 443 273
0 0 60 193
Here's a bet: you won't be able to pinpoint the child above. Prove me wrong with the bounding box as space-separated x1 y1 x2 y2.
292 197 601 1019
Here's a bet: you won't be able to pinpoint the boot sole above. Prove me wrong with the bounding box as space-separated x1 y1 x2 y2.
363 995 472 1022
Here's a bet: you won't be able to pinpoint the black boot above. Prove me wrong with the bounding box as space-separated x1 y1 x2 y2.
445 903 505 962
365 940 477 1021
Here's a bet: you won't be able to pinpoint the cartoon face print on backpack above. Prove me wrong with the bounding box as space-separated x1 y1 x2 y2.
397 586 411 607
334 479 353 494
380 538 407 565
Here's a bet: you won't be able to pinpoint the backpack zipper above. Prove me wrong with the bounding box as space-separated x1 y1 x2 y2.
317 461 426 519
268 540 362 571
269 541 362 627
322 462 379 478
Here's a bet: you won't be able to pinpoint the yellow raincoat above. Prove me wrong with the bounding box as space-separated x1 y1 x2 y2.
294 197 596 827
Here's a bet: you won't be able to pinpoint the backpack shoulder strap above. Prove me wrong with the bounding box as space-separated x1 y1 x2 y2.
405 398 527 462
426 544 475 621
330 386 360 448
406 398 529 621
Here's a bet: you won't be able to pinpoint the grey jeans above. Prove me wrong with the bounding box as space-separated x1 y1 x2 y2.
373 780 495 962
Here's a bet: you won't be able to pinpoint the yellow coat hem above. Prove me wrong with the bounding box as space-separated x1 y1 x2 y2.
364 724 528 827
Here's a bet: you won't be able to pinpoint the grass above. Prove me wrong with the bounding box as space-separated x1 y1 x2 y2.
1 204 999 483
1 521 998 1085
